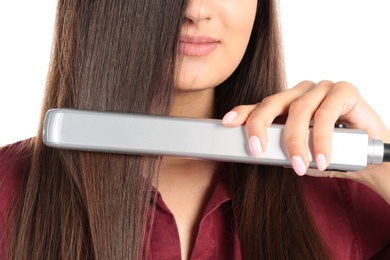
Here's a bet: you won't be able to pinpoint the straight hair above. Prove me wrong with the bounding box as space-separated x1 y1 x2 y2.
6 0 331 259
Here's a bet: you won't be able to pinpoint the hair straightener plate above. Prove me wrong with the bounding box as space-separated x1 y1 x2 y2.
42 108 388 172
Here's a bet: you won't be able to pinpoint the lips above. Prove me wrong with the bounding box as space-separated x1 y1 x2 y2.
179 35 219 57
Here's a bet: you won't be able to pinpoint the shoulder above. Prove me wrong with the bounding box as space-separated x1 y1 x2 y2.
0 138 33 199
1 139 32 167
0 139 32 188
303 176 390 259
0 139 33 246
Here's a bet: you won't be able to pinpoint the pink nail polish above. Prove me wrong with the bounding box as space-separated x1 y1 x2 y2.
222 111 237 125
316 153 327 171
291 155 307 176
249 136 263 158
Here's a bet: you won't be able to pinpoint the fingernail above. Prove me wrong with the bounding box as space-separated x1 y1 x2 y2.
222 111 237 125
291 155 307 176
316 153 327 171
249 136 263 158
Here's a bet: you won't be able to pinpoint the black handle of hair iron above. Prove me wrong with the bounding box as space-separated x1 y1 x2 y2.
42 108 390 172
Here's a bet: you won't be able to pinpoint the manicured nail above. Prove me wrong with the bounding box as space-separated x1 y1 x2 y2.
291 155 307 176
222 111 238 125
249 136 263 158
316 153 327 171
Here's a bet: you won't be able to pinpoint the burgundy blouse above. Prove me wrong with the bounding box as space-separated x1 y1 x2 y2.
1 140 390 259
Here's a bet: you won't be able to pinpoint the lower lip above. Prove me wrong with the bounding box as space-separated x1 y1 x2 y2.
179 42 218 57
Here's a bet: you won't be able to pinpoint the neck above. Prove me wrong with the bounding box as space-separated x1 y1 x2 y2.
157 86 221 213
162 87 218 184
159 157 221 186
170 88 215 118
156 88 222 258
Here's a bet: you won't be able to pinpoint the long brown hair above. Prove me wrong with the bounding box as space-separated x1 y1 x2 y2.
7 0 330 259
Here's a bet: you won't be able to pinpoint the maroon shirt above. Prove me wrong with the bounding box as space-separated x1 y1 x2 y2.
1 140 390 259
145 179 240 259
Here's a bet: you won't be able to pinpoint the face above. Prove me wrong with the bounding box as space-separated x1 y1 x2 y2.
176 0 258 91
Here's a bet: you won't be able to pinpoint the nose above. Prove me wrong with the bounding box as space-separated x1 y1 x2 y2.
185 0 213 23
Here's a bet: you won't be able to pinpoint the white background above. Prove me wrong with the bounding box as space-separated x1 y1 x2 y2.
1 1 389 146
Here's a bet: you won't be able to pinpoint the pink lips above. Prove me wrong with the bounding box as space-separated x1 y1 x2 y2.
179 35 219 57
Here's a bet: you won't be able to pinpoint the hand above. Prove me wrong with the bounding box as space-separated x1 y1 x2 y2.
222 80 390 203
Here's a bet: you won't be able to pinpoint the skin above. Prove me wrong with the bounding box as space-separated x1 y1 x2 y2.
225 80 390 203
175 0 257 92
158 0 390 259
224 80 390 203
160 0 257 258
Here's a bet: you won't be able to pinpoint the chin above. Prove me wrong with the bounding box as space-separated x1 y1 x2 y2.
175 75 229 92
174 83 218 93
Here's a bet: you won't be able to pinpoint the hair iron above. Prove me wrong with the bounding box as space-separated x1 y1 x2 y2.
42 108 390 172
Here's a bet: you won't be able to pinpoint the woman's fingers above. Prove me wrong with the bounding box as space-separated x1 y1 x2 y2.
283 80 361 174
222 81 316 158
223 80 389 177
284 81 368 175
310 82 361 170
222 79 390 202
283 80 334 174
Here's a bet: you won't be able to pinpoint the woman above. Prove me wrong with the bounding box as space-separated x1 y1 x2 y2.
1 0 390 259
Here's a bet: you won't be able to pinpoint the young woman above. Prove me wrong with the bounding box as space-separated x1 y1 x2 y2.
1 0 390 259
